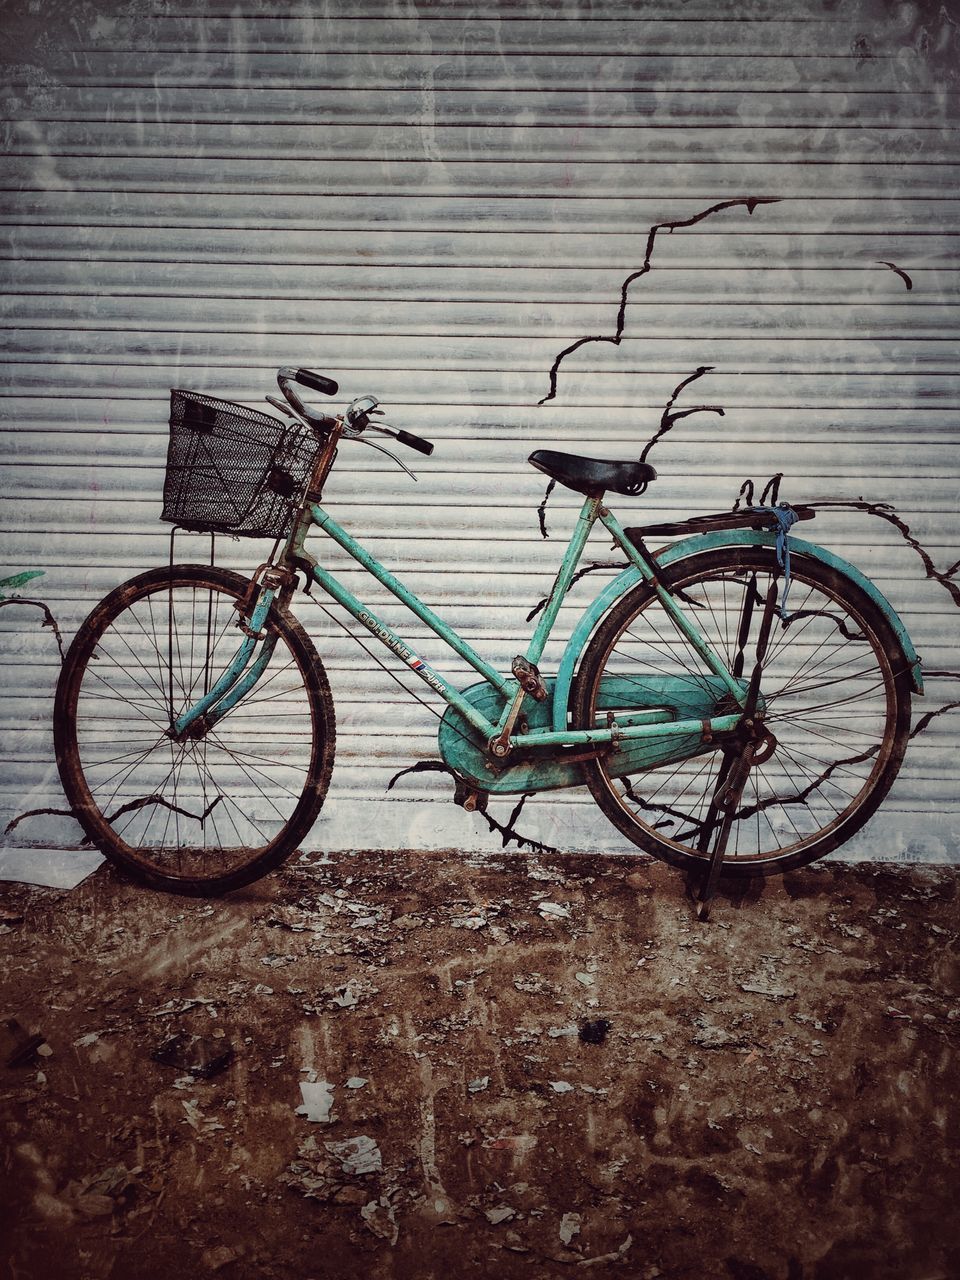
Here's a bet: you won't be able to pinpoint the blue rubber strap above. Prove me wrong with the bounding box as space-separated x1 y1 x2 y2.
750 504 800 618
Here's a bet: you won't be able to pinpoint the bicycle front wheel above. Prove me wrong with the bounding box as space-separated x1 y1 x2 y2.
55 564 335 895
572 546 912 876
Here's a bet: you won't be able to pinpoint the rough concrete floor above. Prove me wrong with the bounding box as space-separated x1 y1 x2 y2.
0 850 957 1280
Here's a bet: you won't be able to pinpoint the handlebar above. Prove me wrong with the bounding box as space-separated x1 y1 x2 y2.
277 366 435 458
393 429 434 456
293 367 338 397
276 367 338 434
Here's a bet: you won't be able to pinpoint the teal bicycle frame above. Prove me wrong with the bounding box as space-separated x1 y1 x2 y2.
172 492 749 768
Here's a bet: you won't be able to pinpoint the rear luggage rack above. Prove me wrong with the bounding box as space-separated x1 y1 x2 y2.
626 503 817 543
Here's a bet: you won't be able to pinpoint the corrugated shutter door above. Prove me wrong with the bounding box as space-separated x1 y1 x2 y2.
1 0 957 861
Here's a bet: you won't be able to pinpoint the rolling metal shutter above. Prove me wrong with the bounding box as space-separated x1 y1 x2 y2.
1 0 957 860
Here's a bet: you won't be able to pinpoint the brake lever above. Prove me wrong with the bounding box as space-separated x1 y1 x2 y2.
354 435 418 481
265 394 297 418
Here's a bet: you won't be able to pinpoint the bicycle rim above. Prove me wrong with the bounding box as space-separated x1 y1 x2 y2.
55 565 335 894
574 547 912 875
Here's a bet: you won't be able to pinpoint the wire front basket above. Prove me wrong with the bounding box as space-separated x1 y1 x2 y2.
161 390 321 540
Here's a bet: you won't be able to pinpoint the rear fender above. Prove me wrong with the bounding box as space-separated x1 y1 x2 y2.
550 529 923 732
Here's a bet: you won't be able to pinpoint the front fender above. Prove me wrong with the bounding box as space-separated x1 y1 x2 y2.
551 529 923 732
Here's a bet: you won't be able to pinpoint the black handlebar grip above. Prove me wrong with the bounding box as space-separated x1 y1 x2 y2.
295 368 339 396
395 429 434 456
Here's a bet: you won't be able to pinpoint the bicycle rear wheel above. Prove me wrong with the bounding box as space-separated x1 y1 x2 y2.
572 546 912 875
55 564 335 895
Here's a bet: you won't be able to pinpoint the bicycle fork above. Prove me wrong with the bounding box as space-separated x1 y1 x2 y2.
167 566 287 742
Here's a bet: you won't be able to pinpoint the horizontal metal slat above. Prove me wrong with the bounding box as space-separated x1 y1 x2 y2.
84 0 907 20
6 121 958 164
3 361 960 408
103 16 888 57
3 191 957 232
6 229 958 275
2 261 957 305
3 87 956 127
4 297 957 339
6 156 960 198
8 461 960 510
4 329 957 374
8 435 960 475
4 398 959 440
45 50 932 94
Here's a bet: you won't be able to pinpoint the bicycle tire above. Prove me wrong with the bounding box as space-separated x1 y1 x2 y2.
54 564 335 895
572 546 912 876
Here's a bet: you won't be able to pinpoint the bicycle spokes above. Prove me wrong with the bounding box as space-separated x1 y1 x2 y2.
56 567 334 893
576 547 910 874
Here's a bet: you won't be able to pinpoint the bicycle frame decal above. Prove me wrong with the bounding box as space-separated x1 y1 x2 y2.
357 611 446 697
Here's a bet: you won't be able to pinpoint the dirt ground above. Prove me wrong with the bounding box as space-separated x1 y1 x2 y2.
0 848 957 1280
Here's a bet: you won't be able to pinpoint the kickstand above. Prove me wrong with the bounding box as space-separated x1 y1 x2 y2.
698 741 757 920
694 750 736 922
697 811 732 921
698 578 778 921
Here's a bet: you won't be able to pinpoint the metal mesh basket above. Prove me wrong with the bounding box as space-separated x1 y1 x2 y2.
161 390 321 539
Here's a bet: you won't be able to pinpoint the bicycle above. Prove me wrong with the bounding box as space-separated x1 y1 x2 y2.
53 367 923 904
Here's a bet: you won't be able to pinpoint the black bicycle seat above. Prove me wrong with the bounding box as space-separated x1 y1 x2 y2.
528 449 657 498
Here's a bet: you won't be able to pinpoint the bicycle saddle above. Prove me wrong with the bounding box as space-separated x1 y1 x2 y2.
528 449 657 498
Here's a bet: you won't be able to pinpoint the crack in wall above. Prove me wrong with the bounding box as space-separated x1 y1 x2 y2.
639 364 724 466
526 560 626 624
536 478 556 539
877 260 913 290
387 761 560 857
734 474 784 510
0 597 64 661
4 794 222 842
4 806 77 838
798 498 960 611
537 365 723 541
537 197 780 407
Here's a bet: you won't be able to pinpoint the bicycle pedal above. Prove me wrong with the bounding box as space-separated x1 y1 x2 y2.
512 655 548 701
